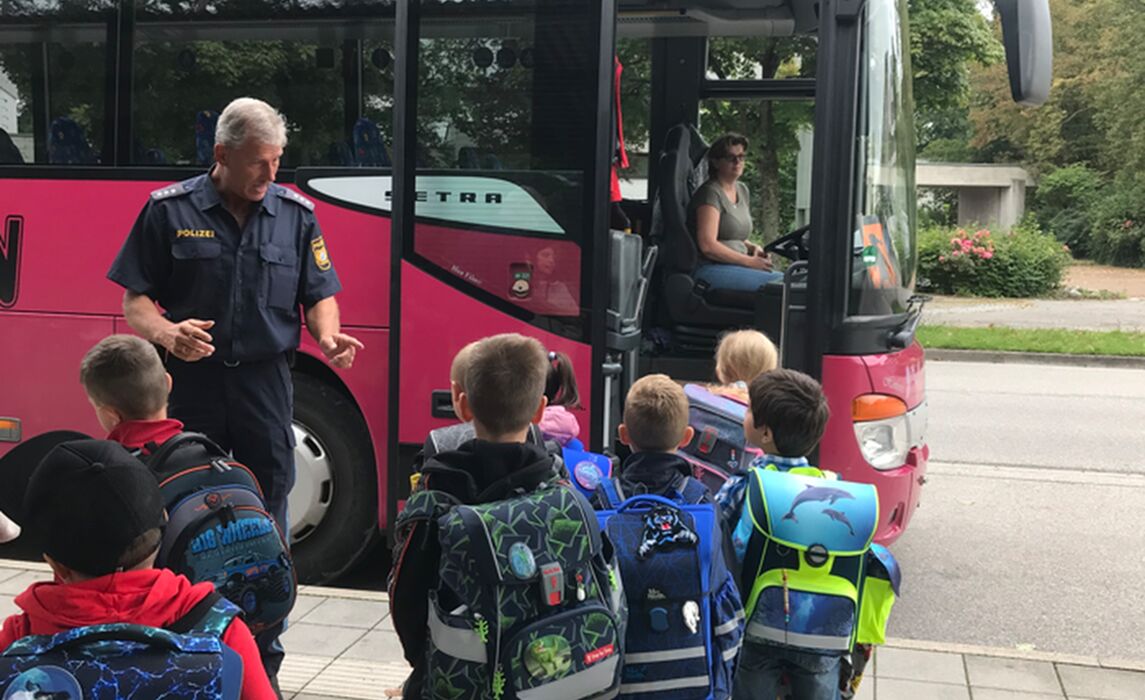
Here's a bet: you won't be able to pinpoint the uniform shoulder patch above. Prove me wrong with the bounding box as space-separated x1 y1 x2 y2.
277 187 315 211
149 180 193 200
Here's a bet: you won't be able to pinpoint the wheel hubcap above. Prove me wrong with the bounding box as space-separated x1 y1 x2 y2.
287 421 335 544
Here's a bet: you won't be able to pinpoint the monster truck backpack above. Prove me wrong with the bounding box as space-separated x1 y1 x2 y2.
399 476 626 700
594 479 744 699
0 591 243 700
679 384 762 493
143 432 296 634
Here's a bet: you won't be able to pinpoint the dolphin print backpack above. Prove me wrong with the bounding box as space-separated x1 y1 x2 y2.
679 385 762 493
0 592 243 700
400 476 626 700
144 433 296 634
595 479 744 699
739 468 899 654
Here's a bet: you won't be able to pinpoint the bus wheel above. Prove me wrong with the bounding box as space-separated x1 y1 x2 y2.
288 372 379 585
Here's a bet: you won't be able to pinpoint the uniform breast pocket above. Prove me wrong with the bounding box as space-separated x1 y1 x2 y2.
260 243 299 310
171 239 223 310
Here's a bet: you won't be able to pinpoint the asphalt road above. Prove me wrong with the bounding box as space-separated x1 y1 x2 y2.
888 360 1145 661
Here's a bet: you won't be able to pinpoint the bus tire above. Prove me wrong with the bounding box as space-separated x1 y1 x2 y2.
289 372 379 585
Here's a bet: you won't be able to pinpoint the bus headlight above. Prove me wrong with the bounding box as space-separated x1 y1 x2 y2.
852 394 909 471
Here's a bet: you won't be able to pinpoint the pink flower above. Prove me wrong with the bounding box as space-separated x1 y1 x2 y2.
982 251 994 259
951 249 961 257
950 237 960 245
961 240 973 252
1123 220 1134 230
939 255 947 262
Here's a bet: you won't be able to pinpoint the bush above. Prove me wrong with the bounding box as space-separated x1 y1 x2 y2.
1088 179 1145 267
1032 164 1102 258
918 221 1070 297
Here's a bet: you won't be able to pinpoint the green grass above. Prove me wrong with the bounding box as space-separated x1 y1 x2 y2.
917 325 1145 357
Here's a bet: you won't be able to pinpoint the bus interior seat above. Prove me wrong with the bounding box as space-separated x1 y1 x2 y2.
195 110 218 166
48 117 97 165
352 117 390 166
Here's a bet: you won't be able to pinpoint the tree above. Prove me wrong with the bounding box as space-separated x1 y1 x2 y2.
907 0 1002 157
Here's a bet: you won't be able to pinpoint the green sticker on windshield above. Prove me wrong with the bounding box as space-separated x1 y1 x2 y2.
862 245 878 265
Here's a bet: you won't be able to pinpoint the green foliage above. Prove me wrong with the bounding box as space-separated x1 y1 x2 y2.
1031 164 1103 257
919 221 1070 297
909 0 1002 134
917 325 1145 357
1087 179 1145 267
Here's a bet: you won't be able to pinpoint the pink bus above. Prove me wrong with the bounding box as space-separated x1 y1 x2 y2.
0 0 1050 582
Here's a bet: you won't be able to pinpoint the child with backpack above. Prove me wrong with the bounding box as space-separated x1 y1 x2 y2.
389 333 625 700
79 335 295 693
594 374 744 699
718 370 900 700
538 350 582 446
710 330 777 401
0 438 276 699
680 331 777 492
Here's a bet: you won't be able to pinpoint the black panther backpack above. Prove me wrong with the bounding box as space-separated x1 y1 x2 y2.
143 433 296 634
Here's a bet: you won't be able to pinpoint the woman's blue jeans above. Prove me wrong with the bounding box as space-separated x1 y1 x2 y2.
694 262 783 293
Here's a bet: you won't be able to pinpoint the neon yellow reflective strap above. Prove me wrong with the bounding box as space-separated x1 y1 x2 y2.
857 578 897 645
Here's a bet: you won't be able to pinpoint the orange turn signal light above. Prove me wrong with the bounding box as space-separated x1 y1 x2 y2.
0 417 21 442
851 394 907 422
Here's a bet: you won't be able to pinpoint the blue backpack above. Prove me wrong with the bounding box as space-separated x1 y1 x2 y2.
144 433 296 635
595 479 744 699
0 591 243 700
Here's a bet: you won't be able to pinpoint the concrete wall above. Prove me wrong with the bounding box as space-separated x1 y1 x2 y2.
918 162 1032 230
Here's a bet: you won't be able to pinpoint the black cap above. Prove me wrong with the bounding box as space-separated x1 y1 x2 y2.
24 439 164 577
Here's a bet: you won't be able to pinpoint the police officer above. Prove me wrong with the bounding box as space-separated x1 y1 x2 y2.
107 97 362 694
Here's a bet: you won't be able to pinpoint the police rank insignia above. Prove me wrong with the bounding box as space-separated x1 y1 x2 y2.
311 237 332 271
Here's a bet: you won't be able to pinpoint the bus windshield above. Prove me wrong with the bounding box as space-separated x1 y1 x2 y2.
850 0 916 317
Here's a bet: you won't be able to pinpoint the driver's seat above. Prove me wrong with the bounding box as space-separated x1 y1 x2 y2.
653 124 781 348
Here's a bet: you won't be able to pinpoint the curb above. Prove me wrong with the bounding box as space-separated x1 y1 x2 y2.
884 637 1145 673
926 348 1145 369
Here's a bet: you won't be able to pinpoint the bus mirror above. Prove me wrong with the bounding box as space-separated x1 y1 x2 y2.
995 0 1053 106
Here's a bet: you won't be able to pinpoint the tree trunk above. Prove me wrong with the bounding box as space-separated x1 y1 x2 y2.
757 42 782 243
758 101 781 243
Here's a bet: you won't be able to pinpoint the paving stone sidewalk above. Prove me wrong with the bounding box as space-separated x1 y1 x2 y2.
0 559 1141 698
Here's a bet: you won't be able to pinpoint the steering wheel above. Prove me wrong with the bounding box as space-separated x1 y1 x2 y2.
764 224 811 261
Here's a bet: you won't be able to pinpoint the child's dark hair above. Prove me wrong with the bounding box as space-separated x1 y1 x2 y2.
545 351 581 409
747 369 830 457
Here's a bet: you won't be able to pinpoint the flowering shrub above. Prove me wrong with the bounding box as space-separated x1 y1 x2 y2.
919 221 1070 297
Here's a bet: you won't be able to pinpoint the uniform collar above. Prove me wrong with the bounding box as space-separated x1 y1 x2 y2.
192 168 278 216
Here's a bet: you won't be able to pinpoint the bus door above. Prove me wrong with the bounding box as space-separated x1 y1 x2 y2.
386 0 618 515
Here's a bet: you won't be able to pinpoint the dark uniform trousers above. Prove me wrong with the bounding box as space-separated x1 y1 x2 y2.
166 352 294 679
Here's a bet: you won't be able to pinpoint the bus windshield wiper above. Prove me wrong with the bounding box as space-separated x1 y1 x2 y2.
887 294 930 349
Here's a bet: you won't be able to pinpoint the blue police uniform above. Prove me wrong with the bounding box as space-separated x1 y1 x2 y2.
108 171 342 683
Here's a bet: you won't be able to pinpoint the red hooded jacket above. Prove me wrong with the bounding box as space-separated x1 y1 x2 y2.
0 568 276 700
